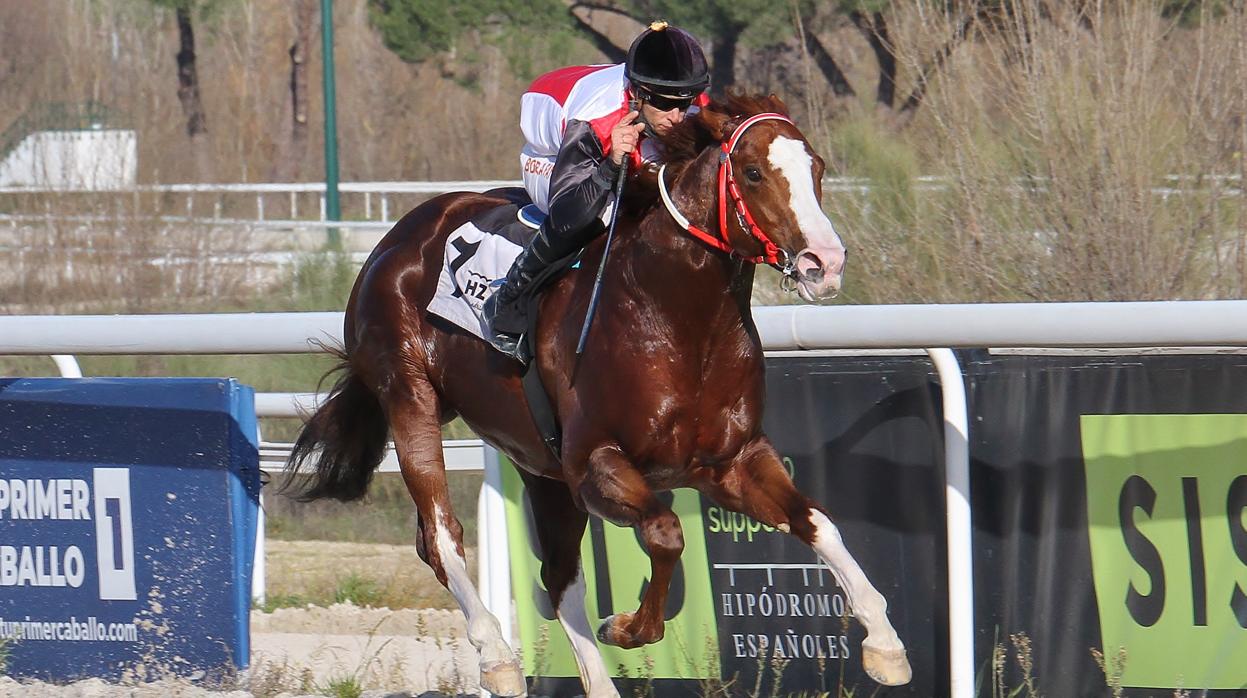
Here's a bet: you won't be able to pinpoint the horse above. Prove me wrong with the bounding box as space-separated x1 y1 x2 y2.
285 93 912 697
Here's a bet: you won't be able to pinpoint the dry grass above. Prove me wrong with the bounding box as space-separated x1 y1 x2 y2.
830 1 1247 305
263 539 466 611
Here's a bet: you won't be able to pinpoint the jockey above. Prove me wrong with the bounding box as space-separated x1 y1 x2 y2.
483 22 711 359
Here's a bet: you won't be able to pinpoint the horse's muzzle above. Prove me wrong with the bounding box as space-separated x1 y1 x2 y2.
794 247 846 301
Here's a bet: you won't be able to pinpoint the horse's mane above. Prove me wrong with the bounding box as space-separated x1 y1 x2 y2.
656 92 791 168
620 92 790 216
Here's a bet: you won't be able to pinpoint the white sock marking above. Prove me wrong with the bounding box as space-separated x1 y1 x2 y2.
557 567 619 697
433 505 515 666
808 509 904 652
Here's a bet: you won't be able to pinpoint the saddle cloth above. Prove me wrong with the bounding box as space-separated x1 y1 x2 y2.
425 202 543 341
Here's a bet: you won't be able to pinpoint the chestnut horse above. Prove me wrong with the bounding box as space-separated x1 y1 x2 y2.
286 95 911 697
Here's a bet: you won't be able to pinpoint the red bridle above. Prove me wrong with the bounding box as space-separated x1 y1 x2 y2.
657 112 796 268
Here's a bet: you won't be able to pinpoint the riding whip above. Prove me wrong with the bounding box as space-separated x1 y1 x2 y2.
574 156 629 357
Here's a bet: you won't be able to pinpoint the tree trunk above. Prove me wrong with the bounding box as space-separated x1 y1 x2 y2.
850 11 897 109
279 0 316 181
899 12 978 117
175 5 207 137
710 30 739 93
802 31 855 98
567 3 633 63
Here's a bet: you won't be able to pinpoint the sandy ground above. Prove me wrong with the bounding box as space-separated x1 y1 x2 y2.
1 605 482 697
250 604 479 695
0 542 493 697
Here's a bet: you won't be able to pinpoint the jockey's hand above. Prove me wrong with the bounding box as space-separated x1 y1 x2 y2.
609 111 646 166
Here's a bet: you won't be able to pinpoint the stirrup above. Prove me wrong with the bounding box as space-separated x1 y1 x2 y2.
487 329 527 363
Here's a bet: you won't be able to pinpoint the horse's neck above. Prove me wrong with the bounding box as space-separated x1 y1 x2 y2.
619 149 758 338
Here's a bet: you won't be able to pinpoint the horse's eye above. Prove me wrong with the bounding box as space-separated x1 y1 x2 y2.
745 166 763 183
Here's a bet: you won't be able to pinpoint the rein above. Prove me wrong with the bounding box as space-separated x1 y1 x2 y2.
657 112 796 274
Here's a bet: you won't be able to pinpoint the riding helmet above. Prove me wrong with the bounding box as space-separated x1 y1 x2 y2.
625 22 710 100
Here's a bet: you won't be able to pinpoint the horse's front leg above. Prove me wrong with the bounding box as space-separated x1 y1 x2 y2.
576 445 683 649
519 471 619 698
697 438 913 686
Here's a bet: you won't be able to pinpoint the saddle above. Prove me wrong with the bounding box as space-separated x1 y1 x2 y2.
474 188 573 461
468 188 544 247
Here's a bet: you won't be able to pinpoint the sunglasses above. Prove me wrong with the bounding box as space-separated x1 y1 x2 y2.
644 93 696 112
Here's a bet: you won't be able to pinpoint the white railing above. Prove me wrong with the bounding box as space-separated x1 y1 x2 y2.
4 177 1238 232
8 302 1247 697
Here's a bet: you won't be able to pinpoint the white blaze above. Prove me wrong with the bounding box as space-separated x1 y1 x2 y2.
766 137 844 252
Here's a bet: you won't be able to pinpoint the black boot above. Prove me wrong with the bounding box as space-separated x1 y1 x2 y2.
482 230 556 358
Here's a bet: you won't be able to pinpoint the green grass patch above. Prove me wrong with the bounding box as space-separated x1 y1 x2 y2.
333 573 383 608
256 592 310 613
318 675 363 698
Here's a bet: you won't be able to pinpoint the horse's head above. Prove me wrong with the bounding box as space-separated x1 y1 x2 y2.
655 95 847 301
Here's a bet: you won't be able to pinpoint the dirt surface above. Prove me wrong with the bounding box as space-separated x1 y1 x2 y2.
1 605 479 697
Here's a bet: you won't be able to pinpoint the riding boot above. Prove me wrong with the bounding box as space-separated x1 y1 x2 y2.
482 226 559 358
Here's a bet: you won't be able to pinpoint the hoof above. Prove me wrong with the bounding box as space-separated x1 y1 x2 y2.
862 646 912 686
596 613 662 649
481 659 527 697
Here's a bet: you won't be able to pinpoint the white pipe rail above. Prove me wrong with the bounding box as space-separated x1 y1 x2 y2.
9 302 1247 697
750 300 1247 349
254 391 322 418
8 301 1247 356
0 312 342 354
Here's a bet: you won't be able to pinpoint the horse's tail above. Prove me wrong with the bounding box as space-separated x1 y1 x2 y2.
283 347 388 502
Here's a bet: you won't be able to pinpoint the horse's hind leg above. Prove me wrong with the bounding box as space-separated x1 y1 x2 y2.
519 471 619 698
576 445 683 650
381 375 525 697
698 438 913 687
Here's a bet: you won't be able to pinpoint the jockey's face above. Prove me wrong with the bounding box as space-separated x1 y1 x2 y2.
639 99 688 136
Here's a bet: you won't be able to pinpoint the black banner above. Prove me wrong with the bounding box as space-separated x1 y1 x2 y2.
514 352 1247 697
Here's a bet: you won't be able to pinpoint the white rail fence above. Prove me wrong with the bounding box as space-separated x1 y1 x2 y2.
7 301 1247 696
3 176 1240 232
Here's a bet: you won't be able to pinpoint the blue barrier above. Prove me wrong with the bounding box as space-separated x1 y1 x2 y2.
0 378 259 682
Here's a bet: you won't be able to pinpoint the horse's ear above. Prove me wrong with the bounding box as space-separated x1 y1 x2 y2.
766 94 790 117
697 107 737 143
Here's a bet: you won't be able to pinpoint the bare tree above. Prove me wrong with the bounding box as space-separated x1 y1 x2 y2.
170 2 208 137
276 0 318 180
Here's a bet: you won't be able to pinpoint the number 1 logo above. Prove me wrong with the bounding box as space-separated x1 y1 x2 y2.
92 468 136 601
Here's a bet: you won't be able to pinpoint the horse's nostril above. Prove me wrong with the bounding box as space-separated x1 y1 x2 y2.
796 250 825 282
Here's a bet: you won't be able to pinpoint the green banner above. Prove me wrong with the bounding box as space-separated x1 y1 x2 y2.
500 460 720 680
1082 414 1247 689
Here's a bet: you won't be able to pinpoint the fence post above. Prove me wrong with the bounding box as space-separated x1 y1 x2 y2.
926 348 973 698
479 444 514 648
